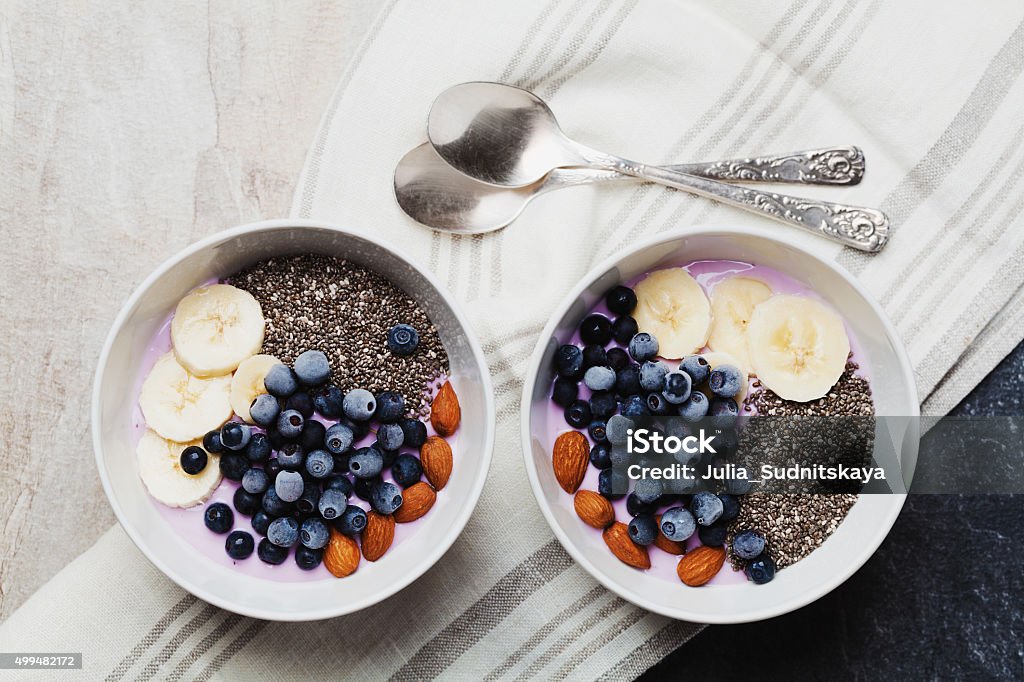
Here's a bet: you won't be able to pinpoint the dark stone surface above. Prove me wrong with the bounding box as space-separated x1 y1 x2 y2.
641 342 1024 681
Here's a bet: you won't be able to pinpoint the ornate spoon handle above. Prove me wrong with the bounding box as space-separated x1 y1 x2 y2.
671 146 865 185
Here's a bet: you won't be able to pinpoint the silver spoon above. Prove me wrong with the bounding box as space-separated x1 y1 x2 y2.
395 142 866 233
426 82 889 252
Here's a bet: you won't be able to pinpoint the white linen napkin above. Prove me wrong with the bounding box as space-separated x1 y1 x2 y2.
4 1 1024 679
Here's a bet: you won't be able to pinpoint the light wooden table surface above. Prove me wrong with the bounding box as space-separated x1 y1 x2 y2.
0 1 379 620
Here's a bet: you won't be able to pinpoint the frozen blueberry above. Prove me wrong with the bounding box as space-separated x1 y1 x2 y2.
243 432 271 464
580 314 613 346
581 345 608 369
225 530 254 560
709 397 739 425
313 386 344 418
628 515 658 546
374 391 405 423
638 361 668 392
285 391 314 419
711 430 740 459
725 466 753 495
691 491 724 526
335 505 367 535
203 502 233 534
662 371 692 404
645 392 671 416
257 537 288 565
615 363 642 396
588 391 618 420
324 422 355 455
276 409 304 439
611 316 639 345
219 453 249 481
633 478 663 505
732 530 767 560
605 285 637 315
348 446 384 479
353 475 381 502
371 481 404 515
563 400 592 429
745 554 777 584
251 510 273 536
551 377 579 408
299 420 326 452
299 517 330 549
377 443 398 469
680 355 710 385
294 350 331 387
242 468 269 495
261 487 291 517
660 507 696 542
248 394 279 428
718 494 740 522
678 392 709 422
180 446 207 475
392 453 424 487
387 323 420 356
399 418 428 449
296 482 321 515
589 441 613 469
555 344 584 379
343 388 377 421
598 468 627 500
605 414 634 445
606 347 630 371
220 422 251 451
203 430 224 454
698 522 728 547
583 365 616 392
267 516 299 547
295 545 324 570
587 420 608 443
276 442 305 470
324 474 354 497
709 364 743 398
626 492 655 517
620 394 649 417
377 423 405 452
304 449 334 479
628 333 659 362
264 364 299 397
275 470 304 503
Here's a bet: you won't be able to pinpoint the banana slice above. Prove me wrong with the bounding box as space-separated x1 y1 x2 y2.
230 354 283 423
137 429 222 508
746 295 850 402
632 268 712 359
140 353 233 442
700 350 750 404
171 284 265 377
707 277 772 375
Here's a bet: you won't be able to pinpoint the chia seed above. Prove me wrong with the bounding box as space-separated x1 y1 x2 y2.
228 254 448 416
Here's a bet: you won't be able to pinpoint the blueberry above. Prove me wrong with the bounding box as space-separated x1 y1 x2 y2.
180 446 207 475
275 470 304 503
343 416 371 441
276 442 305 470
374 391 405 423
285 391 314 419
606 414 634 445
628 333 659 362
718 493 740 522
299 419 327 452
203 502 233 534
583 366 616 392
377 422 405 451
691 491 724 526
324 474 354 497
317 488 347 521
563 400 592 429
276 409 304 439
378 444 397 469
587 420 608 443
606 347 630 371
638 361 668 392
305 449 334 479
698 522 728 547
660 507 697 542
242 432 270 464
709 397 739 426
628 515 658 546
555 344 584 379
645 392 671 416
267 516 299 547
598 468 627 499
633 478 663 505
620 395 649 417
399 418 428 448
264 364 299 397
348 446 384 479
610 444 634 469
313 386 344 418
203 430 224 453
581 345 608 369
626 492 657 517
343 388 376 421
251 510 273 536
615 364 642 396
724 466 753 495
296 482 321 515
294 350 331 386
257 537 288 565
392 454 424 487
336 504 368 535
248 394 279 428
732 530 767 560
611 316 639 345
219 453 249 481
295 545 324 570
551 377 579 408
242 468 269 495
261 487 291 517
268 428 290 449
299 517 330 549
680 355 710 385
605 285 637 315
678 392 709 422
387 323 420 356
709 364 743 398
589 442 613 469
580 314 613 346
220 422 251 451
662 371 692 404
225 530 254 560
324 422 355 455
711 430 739 459
353 476 381 502
745 554 777 584
371 481 404 515
588 391 618 420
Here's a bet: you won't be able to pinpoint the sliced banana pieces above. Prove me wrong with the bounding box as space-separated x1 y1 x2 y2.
700 350 750 404
139 353 233 442
230 354 282 423
707 276 772 375
746 294 850 402
137 429 222 508
632 269 711 359
171 284 265 377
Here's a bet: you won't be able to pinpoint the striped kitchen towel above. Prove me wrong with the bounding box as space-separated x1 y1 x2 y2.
3 0 1024 679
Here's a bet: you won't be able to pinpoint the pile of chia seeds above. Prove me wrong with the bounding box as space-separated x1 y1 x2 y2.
228 254 448 416
744 360 874 416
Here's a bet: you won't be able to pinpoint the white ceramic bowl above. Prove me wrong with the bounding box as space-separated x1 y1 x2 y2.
93 219 495 621
520 226 919 624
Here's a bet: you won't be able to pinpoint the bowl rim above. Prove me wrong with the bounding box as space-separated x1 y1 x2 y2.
91 218 496 621
519 224 919 624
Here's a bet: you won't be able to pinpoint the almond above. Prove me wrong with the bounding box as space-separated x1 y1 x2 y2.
552 431 588 494
676 545 725 586
361 512 395 562
653 515 686 555
430 380 461 436
574 490 614 528
420 436 453 490
324 528 360 578
394 481 436 523
602 522 651 569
